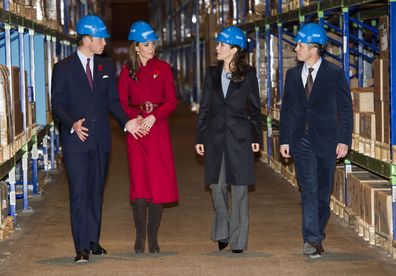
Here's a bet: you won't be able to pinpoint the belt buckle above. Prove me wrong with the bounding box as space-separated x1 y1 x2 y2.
143 101 154 113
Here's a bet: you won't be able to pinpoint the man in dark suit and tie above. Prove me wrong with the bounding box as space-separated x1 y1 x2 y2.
51 15 145 263
279 23 353 258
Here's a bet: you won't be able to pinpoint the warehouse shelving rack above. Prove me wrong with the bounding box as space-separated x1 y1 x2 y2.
157 0 396 255
0 2 76 227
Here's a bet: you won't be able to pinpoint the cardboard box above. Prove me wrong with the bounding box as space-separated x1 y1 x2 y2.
347 172 387 216
373 58 389 102
353 112 360 134
333 165 344 202
333 165 366 204
379 16 389 59
375 189 392 236
352 88 374 112
362 182 389 226
349 78 374 89
359 113 376 141
374 100 390 144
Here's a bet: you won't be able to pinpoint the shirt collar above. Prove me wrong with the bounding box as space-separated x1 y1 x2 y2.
77 49 94 65
304 57 322 73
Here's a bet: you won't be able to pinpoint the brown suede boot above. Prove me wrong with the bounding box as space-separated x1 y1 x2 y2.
132 199 147 254
147 203 163 253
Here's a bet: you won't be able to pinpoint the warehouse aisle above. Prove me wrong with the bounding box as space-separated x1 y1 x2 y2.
0 105 396 275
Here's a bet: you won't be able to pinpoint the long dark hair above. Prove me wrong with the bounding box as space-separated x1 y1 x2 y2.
126 42 141 80
219 45 249 82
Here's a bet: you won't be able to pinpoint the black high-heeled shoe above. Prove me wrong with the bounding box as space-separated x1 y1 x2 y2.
218 240 228 251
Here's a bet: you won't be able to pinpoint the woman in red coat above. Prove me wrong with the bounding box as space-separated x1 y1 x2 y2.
118 20 179 254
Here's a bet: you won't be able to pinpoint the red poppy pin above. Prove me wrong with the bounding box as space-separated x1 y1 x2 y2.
98 64 104 71
153 70 160 79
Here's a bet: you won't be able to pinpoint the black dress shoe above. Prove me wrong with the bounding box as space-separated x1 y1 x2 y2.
308 241 324 254
318 242 325 253
232 250 243 253
218 240 228 251
74 250 89 263
90 242 107 255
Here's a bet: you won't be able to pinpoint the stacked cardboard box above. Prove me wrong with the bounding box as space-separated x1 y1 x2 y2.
363 182 390 227
374 189 392 237
0 66 13 150
333 165 365 204
346 172 387 218
11 67 25 138
0 182 8 229
373 58 389 144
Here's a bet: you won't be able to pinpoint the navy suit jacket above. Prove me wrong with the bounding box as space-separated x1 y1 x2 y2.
51 52 129 152
279 59 353 156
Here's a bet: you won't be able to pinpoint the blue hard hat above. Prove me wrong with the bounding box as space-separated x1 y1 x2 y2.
216 26 247 49
294 23 327 45
128 21 159 42
76 15 110 38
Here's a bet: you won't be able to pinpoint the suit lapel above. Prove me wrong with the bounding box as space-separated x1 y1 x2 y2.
93 56 100 92
213 65 224 99
309 59 328 101
71 52 94 94
295 64 306 103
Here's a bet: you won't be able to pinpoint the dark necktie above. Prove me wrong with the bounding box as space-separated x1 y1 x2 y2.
86 58 93 90
305 67 314 99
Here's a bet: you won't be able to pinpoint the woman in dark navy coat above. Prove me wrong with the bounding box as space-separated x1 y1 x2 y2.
195 26 262 253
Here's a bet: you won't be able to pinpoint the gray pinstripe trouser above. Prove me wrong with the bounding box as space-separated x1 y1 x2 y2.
210 156 249 250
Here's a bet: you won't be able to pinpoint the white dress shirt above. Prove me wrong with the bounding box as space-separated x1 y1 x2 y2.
77 49 94 78
301 57 322 87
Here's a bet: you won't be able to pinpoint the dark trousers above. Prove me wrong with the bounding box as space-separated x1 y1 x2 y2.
63 144 109 253
293 132 336 244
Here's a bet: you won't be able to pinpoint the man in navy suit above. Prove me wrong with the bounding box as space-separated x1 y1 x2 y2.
279 23 353 258
51 15 146 263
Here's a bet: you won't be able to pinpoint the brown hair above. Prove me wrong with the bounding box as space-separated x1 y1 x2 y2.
220 45 249 82
127 42 141 80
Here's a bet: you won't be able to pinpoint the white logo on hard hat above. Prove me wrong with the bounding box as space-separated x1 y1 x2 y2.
221 32 229 38
142 30 154 39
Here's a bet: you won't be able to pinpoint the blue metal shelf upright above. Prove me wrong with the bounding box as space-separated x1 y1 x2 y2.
0 0 76 227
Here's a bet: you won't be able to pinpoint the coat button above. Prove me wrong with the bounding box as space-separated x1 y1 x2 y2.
92 118 96 122
306 109 310 112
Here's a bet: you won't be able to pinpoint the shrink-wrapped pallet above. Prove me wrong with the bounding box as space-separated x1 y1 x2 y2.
32 0 45 21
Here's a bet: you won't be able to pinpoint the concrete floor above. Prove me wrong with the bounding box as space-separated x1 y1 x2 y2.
1 106 396 275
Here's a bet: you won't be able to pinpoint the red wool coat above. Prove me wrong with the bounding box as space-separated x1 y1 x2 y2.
118 58 179 204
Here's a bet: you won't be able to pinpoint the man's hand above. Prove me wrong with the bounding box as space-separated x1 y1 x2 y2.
280 144 290 158
336 143 349 159
251 143 260 152
72 118 89 142
125 117 147 139
195 144 205 156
